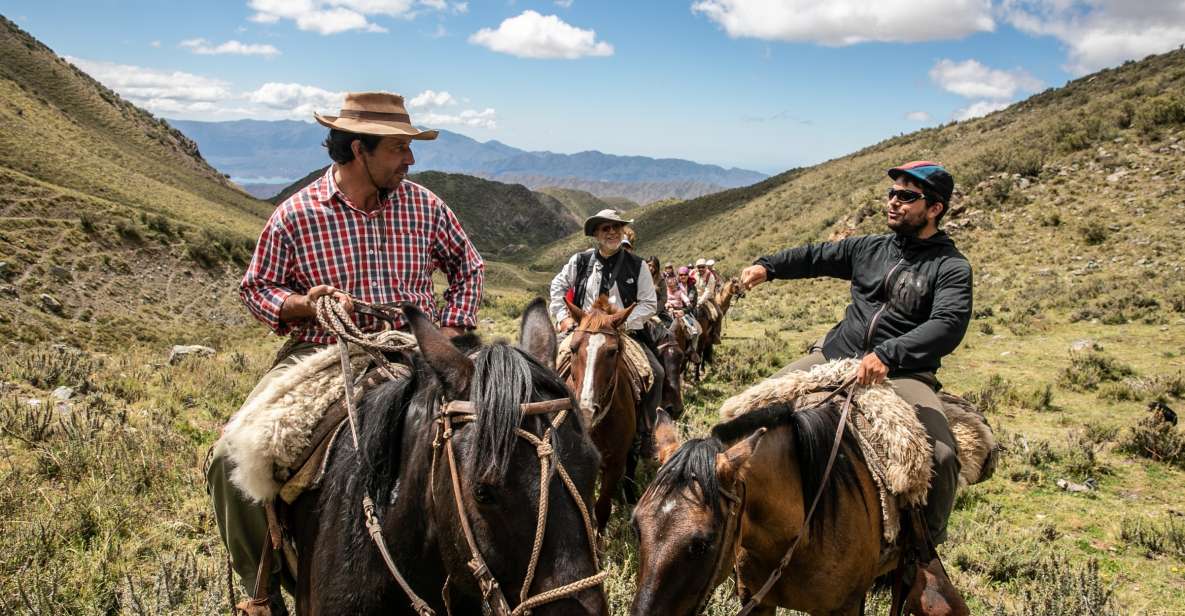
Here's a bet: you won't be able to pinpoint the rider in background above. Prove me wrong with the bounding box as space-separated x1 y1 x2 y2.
692 258 719 306
664 273 701 364
548 209 665 450
677 266 698 307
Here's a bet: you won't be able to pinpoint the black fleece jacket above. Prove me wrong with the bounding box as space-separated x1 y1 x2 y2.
755 231 973 377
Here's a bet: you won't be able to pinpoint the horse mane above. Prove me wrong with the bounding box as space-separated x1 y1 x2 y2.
711 402 867 538
648 437 726 517
356 335 486 504
469 342 577 486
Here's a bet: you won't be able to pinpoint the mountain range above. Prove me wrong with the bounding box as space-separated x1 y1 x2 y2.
168 118 767 203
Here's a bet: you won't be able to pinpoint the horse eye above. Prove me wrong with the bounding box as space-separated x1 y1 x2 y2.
689 536 712 557
474 484 496 505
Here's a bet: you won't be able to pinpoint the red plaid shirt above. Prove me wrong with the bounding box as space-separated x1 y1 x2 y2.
240 167 484 343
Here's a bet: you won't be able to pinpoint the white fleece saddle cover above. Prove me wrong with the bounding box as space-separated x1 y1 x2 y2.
718 359 996 542
220 333 412 503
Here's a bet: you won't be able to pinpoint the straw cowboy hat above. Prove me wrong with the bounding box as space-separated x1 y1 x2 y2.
583 209 634 236
314 92 438 140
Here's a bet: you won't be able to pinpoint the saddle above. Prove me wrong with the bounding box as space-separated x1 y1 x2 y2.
718 359 998 543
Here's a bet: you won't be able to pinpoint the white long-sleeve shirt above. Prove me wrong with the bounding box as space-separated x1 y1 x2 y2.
549 249 656 331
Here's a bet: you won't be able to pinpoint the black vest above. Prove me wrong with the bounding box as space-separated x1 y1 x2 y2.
573 249 643 310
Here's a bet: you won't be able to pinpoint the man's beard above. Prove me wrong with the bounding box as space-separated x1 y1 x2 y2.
887 210 927 236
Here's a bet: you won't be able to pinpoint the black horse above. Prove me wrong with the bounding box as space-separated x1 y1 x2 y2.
289 300 607 615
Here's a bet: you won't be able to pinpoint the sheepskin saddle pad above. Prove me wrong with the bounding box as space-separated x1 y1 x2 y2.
718 358 997 542
220 334 412 504
556 331 654 407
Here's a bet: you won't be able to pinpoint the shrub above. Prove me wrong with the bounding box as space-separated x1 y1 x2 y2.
990 558 1118 616
1118 413 1185 469
1120 516 1185 560
114 219 142 243
1079 221 1107 245
1058 351 1136 391
1133 95 1185 137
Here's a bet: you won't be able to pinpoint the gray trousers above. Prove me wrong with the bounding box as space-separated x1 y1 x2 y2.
206 341 324 596
773 348 960 545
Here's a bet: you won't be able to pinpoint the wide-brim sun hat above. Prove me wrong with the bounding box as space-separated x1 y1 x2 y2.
888 161 954 204
694 258 707 267
583 209 634 236
706 259 716 266
315 92 439 140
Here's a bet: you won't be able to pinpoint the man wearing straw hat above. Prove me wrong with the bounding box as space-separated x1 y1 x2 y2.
207 92 484 613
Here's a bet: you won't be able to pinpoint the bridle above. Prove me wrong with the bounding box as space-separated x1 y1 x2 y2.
569 326 625 427
431 394 606 616
690 479 748 616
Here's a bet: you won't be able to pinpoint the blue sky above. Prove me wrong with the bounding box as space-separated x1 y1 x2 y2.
4 1 1184 174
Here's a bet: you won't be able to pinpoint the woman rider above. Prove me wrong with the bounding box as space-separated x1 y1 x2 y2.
548 209 665 450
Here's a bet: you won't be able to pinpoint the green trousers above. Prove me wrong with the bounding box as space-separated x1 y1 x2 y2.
773 348 960 545
206 341 323 596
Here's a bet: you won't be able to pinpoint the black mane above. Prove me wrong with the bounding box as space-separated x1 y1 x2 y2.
648 437 726 516
711 401 868 538
469 341 578 486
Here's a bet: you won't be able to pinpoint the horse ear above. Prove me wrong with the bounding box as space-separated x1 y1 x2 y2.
519 298 557 370
404 303 474 399
654 409 681 465
564 298 585 324
610 302 637 328
716 428 766 487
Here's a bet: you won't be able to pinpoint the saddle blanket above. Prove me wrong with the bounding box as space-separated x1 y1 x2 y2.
219 332 412 503
718 359 997 542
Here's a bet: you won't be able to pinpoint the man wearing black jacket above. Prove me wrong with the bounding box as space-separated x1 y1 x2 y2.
740 161 972 597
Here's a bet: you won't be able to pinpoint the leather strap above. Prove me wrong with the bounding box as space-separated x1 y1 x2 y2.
736 378 858 616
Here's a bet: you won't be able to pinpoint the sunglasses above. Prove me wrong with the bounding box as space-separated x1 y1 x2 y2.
887 188 926 204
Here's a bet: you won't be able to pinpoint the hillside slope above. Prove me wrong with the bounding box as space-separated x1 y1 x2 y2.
0 16 272 347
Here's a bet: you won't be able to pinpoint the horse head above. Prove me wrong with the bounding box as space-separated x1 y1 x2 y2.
630 427 765 616
563 295 635 424
406 300 607 616
718 276 745 310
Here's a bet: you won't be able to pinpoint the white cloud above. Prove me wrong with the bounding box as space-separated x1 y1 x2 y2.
245 82 345 118
555 0 574 7
953 100 1010 121
247 0 459 35
180 38 281 56
1003 0 1185 75
690 0 994 46
905 111 931 122
929 59 1042 99
150 40 161 48
408 89 456 108
65 56 232 103
469 10 613 59
66 56 496 126
417 108 497 129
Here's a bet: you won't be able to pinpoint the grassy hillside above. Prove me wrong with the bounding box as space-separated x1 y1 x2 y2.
537 186 637 219
0 16 273 348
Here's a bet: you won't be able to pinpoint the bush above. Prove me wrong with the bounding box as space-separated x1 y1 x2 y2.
1133 95 1185 137
1079 221 1107 245
1058 351 1136 392
1120 516 1185 560
114 219 143 243
1118 413 1185 469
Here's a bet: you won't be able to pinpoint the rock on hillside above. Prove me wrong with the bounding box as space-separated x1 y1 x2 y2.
0 16 271 348
268 168 580 258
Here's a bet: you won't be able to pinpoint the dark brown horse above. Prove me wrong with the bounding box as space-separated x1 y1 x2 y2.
690 277 745 381
290 300 607 615
655 313 688 420
631 401 899 616
563 295 637 533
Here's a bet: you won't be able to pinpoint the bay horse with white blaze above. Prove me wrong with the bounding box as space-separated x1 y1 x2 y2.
289 300 607 615
563 295 639 533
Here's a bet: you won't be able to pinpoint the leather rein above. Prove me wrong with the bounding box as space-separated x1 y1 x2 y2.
432 396 606 616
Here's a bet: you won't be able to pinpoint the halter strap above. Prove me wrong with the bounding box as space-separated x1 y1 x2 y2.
433 395 605 615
